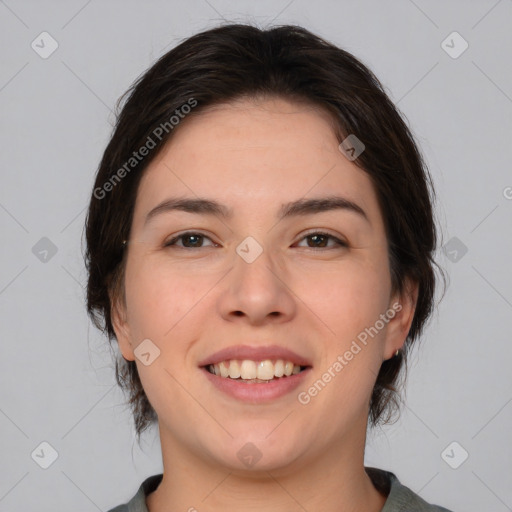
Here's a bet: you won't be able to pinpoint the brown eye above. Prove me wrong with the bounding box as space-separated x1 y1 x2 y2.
296 231 347 249
164 232 217 248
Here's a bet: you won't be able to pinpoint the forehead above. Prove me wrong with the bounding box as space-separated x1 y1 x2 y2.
134 97 383 230
159 97 341 171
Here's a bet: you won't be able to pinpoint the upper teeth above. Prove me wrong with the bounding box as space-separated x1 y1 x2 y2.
209 359 302 380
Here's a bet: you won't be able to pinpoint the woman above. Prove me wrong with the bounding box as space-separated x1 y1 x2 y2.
85 24 451 512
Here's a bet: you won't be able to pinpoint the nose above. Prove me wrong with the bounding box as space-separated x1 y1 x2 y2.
217 242 297 326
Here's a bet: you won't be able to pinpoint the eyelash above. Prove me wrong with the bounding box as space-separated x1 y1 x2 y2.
163 231 348 250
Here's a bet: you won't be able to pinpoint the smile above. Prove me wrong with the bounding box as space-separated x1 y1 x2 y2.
206 359 307 382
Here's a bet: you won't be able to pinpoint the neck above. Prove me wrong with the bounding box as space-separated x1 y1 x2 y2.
146 420 387 512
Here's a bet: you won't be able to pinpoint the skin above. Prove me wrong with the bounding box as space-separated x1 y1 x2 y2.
111 97 418 512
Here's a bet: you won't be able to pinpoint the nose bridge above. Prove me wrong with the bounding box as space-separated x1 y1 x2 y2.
233 236 281 297
218 235 295 323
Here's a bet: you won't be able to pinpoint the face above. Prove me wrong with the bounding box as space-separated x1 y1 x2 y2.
112 97 416 473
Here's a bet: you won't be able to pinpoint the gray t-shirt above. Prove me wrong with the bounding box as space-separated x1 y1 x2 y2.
107 467 454 512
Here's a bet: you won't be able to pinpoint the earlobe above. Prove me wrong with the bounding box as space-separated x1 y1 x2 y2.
110 295 135 361
384 278 419 360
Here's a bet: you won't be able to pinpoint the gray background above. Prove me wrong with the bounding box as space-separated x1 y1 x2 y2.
1 0 511 511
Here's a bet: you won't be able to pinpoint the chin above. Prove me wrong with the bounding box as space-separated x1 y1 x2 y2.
206 434 304 474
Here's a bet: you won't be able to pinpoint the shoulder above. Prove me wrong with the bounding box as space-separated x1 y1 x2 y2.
106 474 163 512
366 467 454 512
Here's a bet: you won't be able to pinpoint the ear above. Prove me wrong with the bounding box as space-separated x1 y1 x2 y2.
110 290 136 362
382 277 419 360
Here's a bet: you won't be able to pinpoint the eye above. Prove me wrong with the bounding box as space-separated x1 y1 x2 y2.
164 232 218 249
163 231 347 250
295 231 348 249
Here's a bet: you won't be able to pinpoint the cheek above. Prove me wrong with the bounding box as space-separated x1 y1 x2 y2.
299 258 391 336
300 266 390 418
123 257 199 339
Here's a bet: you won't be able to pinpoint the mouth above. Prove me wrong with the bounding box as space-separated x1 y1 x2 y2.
198 344 313 401
202 359 311 384
200 360 312 403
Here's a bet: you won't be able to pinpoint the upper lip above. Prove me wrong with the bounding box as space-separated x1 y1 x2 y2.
198 344 313 367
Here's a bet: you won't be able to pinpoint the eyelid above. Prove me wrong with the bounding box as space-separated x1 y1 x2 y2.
295 229 348 248
164 230 218 248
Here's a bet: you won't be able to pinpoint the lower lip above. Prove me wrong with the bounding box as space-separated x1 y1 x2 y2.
201 367 312 403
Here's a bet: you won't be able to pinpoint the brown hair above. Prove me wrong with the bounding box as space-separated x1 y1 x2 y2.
84 23 445 441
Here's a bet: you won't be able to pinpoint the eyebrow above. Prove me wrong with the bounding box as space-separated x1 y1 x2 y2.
144 195 369 226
